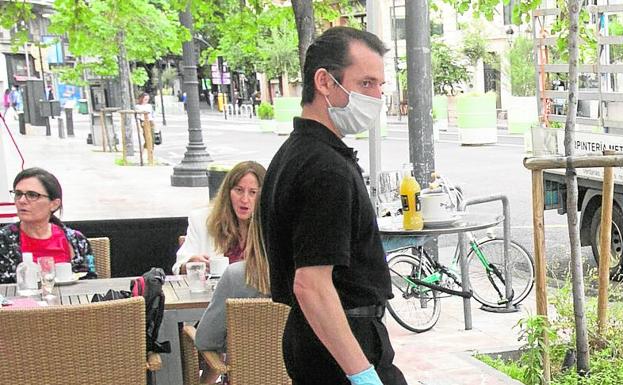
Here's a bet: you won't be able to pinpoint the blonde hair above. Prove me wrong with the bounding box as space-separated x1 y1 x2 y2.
207 161 269 294
244 212 270 294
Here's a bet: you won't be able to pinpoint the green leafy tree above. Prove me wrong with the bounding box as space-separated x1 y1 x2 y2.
506 35 536 96
48 0 186 155
430 39 470 95
0 0 33 49
462 25 488 66
258 20 300 80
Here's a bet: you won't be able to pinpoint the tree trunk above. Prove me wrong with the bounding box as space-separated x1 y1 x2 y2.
117 30 134 156
564 0 590 375
291 0 315 71
282 67 290 97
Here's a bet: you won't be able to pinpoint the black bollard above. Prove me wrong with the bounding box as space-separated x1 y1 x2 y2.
65 108 74 136
17 112 25 135
58 117 65 138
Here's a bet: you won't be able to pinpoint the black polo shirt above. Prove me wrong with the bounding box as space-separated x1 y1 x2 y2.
260 117 392 310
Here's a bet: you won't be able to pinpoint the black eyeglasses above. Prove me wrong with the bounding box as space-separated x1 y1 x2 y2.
9 190 50 202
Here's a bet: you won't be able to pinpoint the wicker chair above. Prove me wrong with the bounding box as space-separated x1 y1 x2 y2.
180 298 291 385
0 297 160 385
89 236 111 278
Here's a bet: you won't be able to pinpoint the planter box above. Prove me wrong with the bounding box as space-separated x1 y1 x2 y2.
433 95 448 124
507 96 538 135
259 119 277 133
273 97 301 135
155 95 185 115
457 93 497 145
207 164 232 200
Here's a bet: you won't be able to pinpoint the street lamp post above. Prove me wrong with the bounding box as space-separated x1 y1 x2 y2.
157 59 167 128
170 5 212 187
392 0 402 121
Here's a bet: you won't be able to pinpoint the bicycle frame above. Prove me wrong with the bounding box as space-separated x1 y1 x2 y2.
389 246 471 299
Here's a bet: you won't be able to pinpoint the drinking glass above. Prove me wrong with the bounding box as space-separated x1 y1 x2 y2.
38 257 56 297
186 262 207 293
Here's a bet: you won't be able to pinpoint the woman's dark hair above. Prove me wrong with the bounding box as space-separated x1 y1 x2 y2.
301 26 388 105
13 167 64 226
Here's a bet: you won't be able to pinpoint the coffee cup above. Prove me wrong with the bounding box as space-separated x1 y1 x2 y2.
209 256 229 277
420 192 453 221
186 262 207 293
55 262 73 282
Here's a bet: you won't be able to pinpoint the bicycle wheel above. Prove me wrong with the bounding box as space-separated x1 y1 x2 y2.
386 253 441 332
467 238 535 308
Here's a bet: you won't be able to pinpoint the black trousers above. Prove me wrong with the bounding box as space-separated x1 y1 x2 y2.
283 307 407 385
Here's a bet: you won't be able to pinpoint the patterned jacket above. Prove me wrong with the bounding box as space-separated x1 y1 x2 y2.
0 222 93 283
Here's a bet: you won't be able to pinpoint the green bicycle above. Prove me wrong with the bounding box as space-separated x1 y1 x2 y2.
386 231 535 333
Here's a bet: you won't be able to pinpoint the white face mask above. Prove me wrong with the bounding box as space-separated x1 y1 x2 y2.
325 73 383 136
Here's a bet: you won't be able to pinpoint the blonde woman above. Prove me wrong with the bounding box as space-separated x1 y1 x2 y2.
191 161 269 383
173 161 266 274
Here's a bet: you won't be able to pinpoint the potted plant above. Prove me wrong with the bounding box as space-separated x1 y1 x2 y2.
431 39 470 128
456 91 498 145
505 35 538 135
257 102 276 133
272 97 300 135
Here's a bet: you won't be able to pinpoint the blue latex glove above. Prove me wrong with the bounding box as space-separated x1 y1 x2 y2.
347 365 383 385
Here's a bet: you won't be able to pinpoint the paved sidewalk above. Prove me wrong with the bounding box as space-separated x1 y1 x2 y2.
1 111 209 221
389 292 530 385
1 110 531 385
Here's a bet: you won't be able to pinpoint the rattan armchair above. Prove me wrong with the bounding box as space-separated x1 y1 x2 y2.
89 236 111 278
0 297 160 385
180 298 291 385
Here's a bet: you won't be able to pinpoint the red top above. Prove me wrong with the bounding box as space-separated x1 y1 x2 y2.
225 243 244 264
20 224 72 263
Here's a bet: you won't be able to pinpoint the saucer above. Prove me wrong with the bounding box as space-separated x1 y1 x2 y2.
55 277 79 286
423 215 460 228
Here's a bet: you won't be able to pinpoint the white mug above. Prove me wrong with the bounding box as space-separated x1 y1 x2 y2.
55 262 73 282
209 256 229 277
420 192 452 221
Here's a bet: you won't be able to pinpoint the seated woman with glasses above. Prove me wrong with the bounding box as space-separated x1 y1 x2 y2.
173 161 266 275
0 167 94 283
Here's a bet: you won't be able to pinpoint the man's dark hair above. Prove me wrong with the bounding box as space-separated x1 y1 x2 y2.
301 27 388 105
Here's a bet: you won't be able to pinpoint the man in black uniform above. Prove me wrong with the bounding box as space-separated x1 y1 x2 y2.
260 27 407 385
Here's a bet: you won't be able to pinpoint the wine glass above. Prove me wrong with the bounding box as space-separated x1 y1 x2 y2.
38 257 56 298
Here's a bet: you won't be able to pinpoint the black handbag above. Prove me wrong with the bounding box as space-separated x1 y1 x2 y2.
154 130 162 145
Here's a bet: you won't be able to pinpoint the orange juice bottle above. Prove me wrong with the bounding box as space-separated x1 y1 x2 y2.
400 164 423 230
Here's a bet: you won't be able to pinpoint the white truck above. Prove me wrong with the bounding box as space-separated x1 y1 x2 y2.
542 130 623 279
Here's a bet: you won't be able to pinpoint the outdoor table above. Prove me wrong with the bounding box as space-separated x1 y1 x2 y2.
379 212 504 330
0 275 214 385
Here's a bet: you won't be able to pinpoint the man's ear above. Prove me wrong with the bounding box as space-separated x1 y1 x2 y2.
314 69 335 97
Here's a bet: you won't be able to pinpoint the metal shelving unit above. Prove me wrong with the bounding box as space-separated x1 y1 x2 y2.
533 2 623 133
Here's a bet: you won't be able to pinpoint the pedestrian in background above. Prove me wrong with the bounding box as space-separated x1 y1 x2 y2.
135 93 155 123
260 27 407 385
2 89 10 115
47 85 54 101
9 85 20 111
208 91 215 110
